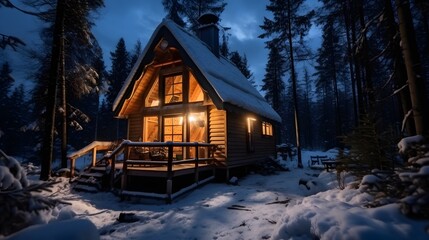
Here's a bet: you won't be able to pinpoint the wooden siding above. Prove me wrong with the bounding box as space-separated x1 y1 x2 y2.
209 107 226 165
128 114 143 141
226 110 276 168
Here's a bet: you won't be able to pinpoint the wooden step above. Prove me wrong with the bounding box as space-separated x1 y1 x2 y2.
76 177 98 185
91 166 107 172
74 184 99 193
80 172 104 178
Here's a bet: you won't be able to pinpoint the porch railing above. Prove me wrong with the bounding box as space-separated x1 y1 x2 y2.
69 140 217 202
67 141 115 176
106 141 217 201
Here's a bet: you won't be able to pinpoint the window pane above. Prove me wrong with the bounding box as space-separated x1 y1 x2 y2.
143 116 159 142
262 121 273 136
189 112 206 142
189 72 204 102
165 74 183 104
145 78 159 107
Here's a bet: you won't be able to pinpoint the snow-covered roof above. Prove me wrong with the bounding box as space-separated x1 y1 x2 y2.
113 19 281 122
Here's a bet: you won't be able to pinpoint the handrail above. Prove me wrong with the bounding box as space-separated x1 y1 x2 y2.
67 141 114 177
67 141 114 159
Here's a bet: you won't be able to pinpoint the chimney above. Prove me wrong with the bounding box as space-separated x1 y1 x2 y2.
197 13 220 57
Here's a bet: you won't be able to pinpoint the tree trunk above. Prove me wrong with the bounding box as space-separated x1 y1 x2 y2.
60 32 67 169
396 0 429 136
351 0 365 117
328 19 342 139
343 0 359 127
357 0 374 112
40 0 65 180
385 0 415 136
287 0 302 168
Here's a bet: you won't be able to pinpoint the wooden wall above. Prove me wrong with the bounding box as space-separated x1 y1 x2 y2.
127 114 143 141
208 106 226 165
226 110 276 168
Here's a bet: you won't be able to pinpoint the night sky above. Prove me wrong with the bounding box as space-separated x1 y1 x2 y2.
0 0 321 92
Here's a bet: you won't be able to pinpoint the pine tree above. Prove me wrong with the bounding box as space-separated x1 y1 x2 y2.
259 0 315 167
39 0 65 180
105 38 130 140
229 51 254 86
162 0 226 33
261 43 286 115
130 40 142 68
162 0 186 28
4 84 28 155
0 62 15 150
182 0 226 33
314 16 344 145
31 0 104 179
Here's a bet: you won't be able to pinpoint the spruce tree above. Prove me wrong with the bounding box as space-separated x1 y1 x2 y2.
314 16 344 145
0 62 15 151
105 38 130 140
162 0 226 33
260 0 315 167
162 0 186 28
229 51 254 86
130 40 142 68
29 0 104 179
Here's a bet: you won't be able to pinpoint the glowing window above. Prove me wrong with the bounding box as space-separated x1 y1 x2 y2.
189 72 204 102
143 116 159 142
164 74 182 104
262 121 273 136
145 77 159 107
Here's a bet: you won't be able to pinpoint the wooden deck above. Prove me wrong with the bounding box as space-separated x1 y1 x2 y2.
69 140 218 203
122 163 212 177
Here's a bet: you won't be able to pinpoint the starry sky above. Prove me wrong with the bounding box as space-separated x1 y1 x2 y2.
0 0 321 92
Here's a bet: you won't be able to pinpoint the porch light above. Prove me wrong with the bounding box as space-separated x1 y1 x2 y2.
189 113 205 127
160 40 169 50
189 115 196 122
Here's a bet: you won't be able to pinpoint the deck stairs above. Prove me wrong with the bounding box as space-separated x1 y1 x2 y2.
73 165 108 193
67 141 119 193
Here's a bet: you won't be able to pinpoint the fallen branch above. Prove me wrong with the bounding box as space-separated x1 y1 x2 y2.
227 204 251 211
266 199 290 205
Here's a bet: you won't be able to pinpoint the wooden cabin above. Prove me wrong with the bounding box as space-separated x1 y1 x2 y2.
112 15 281 180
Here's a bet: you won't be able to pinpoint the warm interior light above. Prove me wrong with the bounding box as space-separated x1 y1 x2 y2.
189 115 196 122
150 100 159 106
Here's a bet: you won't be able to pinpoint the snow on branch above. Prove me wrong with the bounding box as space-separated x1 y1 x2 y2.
401 109 413 133
397 135 425 154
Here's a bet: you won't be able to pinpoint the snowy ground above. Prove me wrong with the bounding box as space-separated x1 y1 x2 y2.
8 150 429 240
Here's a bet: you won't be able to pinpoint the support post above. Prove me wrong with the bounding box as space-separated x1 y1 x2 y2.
92 147 97 167
109 154 116 190
166 141 173 203
70 158 75 177
194 143 199 183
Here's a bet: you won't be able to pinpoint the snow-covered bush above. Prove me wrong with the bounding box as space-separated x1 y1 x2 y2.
0 150 64 236
397 136 429 218
0 150 28 190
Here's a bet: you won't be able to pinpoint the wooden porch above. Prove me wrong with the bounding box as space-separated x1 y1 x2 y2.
67 140 218 203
